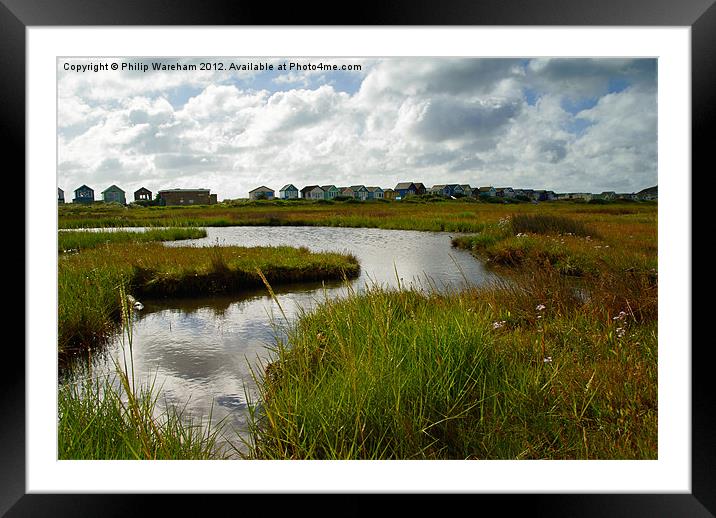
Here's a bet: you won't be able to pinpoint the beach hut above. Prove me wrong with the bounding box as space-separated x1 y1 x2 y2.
73 184 94 204
394 182 417 198
249 186 275 200
102 185 126 205
366 186 384 199
320 185 340 200
279 184 299 199
134 187 153 202
349 185 369 200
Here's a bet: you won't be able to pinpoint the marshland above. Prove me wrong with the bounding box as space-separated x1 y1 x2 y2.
57 198 658 460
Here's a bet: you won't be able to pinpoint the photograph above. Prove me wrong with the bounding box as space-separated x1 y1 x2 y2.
56 55 659 461
7 9 707 512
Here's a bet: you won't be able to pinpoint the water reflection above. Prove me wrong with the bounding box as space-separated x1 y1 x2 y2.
68 226 497 457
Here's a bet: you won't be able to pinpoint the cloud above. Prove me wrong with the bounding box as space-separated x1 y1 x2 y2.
528 58 657 100
396 97 521 143
57 57 658 198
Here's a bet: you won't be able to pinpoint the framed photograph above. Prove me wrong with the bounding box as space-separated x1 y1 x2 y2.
8 0 709 514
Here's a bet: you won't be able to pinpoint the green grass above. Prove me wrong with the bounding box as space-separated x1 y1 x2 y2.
58 199 655 234
244 208 657 460
452 212 655 278
58 241 360 360
246 265 657 460
58 228 207 253
510 213 597 237
58 287 228 459
57 202 657 460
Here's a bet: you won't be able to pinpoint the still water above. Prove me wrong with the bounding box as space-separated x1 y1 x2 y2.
69 226 497 456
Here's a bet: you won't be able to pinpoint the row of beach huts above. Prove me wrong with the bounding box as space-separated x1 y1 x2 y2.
57 182 657 205
248 182 657 202
58 185 218 206
250 183 555 201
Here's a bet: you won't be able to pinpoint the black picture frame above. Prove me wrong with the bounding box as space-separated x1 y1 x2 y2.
6 0 708 515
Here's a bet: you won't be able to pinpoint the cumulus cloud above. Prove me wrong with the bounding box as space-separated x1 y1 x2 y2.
57 57 658 199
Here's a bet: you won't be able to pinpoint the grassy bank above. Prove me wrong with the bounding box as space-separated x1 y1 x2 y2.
451 212 656 278
59 241 360 360
58 227 207 253
246 209 657 460
248 267 657 459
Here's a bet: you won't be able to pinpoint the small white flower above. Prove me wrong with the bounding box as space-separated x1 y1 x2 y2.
492 320 506 329
543 357 553 363
536 304 546 311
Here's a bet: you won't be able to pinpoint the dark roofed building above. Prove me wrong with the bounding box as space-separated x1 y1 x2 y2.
394 182 417 198
249 186 275 200
279 184 299 199
301 185 319 199
73 184 94 204
134 187 152 202
158 188 215 206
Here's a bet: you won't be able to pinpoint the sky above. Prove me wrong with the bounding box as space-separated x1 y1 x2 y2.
57 57 658 200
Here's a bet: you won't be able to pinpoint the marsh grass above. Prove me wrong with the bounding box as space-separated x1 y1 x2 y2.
56 202 657 460
58 285 227 459
452 210 655 278
245 207 657 460
59 199 653 234
58 242 360 358
510 213 596 237
58 228 207 253
246 264 657 460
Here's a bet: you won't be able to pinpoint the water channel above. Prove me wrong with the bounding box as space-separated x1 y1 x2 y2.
66 226 498 456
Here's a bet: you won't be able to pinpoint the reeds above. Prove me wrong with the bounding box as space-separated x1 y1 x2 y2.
58 242 360 358
58 285 227 459
510 213 596 237
58 228 207 253
245 206 657 460
60 198 655 233
246 264 657 460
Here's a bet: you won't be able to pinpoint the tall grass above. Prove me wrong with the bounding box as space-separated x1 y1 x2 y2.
246 206 657 459
58 285 228 459
452 212 655 278
58 242 360 359
60 199 654 233
510 213 596 237
246 265 657 460
58 228 207 253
